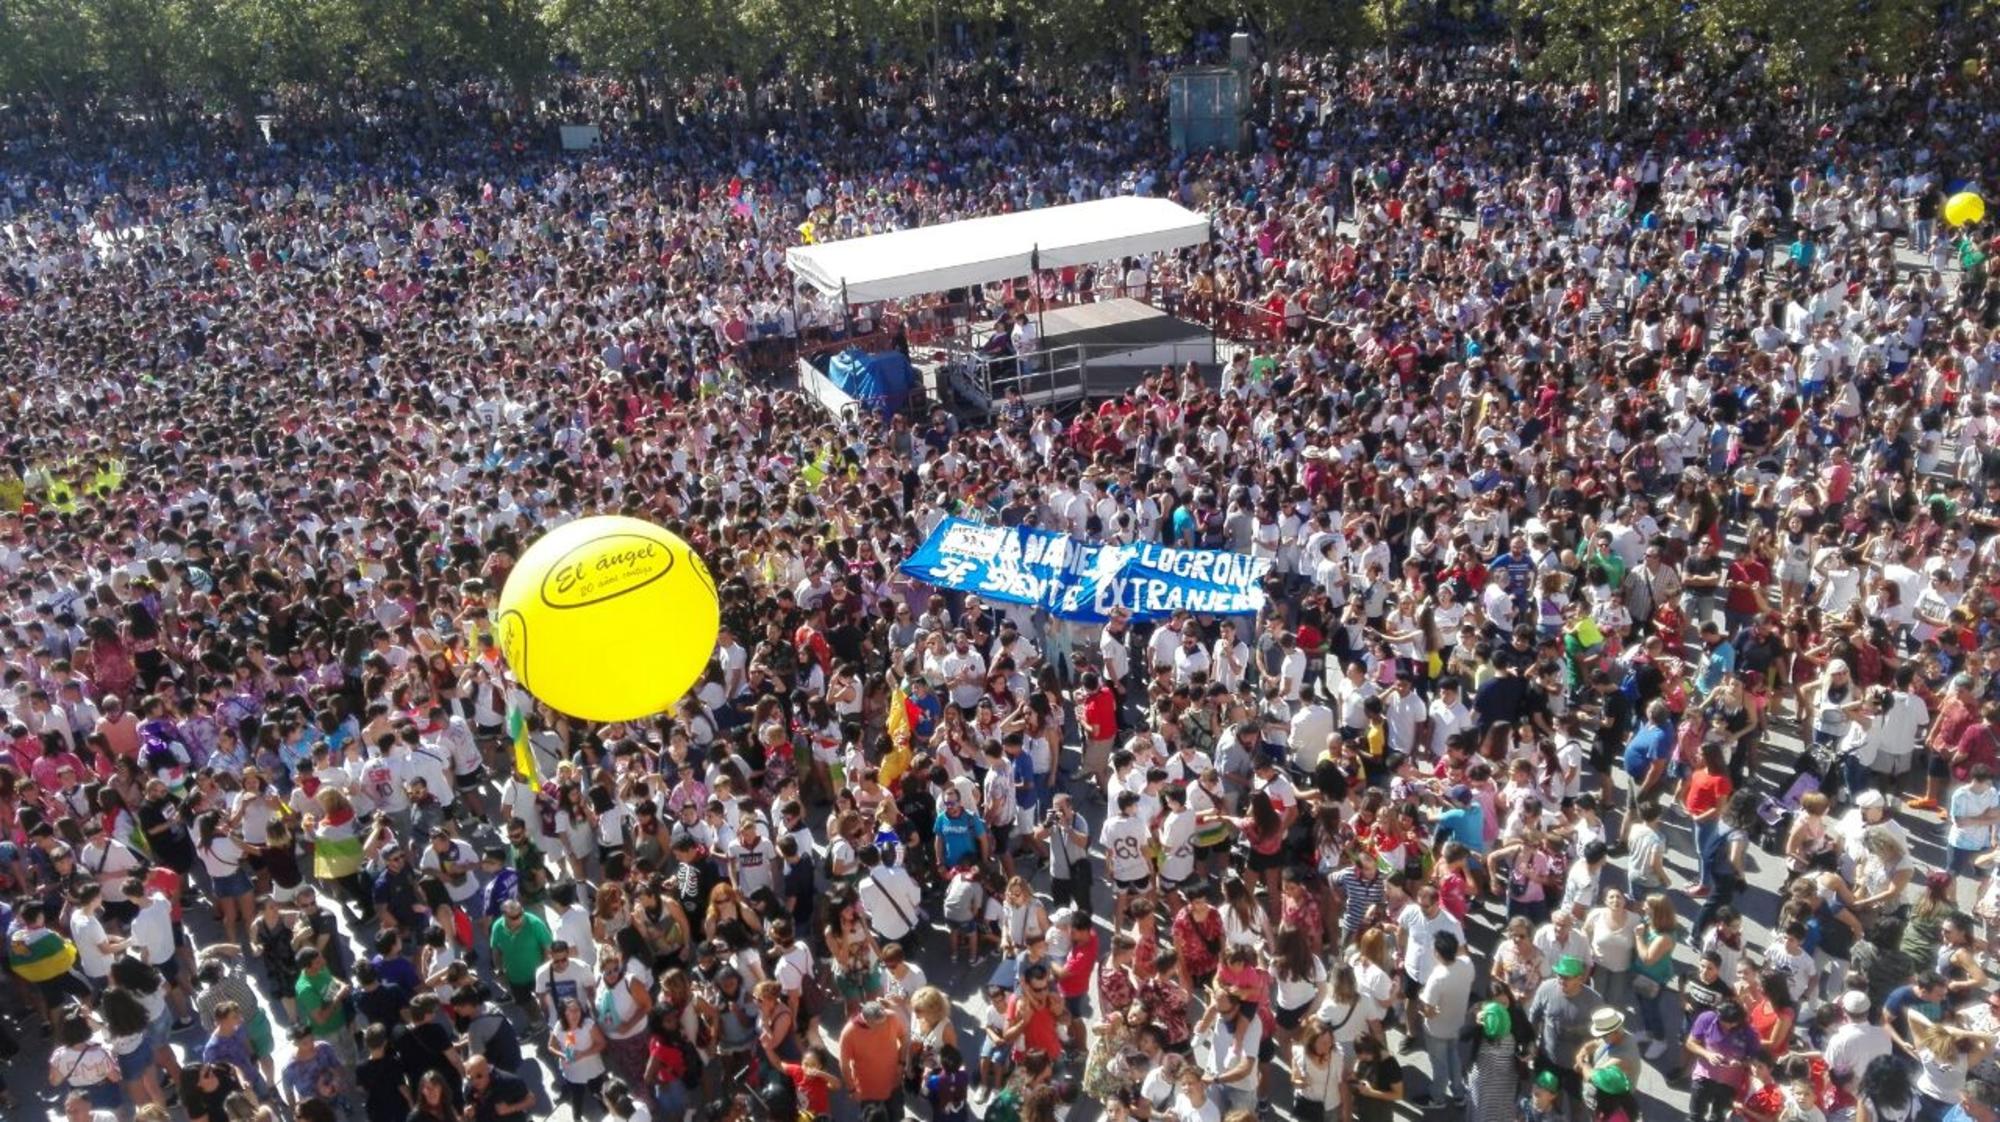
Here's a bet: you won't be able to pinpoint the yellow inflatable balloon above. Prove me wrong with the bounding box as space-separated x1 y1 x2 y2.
1947 191 1986 227
497 515 719 722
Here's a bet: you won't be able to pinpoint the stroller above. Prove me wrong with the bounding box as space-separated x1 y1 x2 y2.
1754 739 1842 854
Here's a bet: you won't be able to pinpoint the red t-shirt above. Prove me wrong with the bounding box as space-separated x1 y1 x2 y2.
1059 930 1099 999
1684 769 1733 818
1954 723 2000 779
647 1037 687 1086
1437 869 1471 922
1081 688 1117 742
1725 558 1769 616
782 1064 836 1115
1006 993 1063 1060
794 626 832 675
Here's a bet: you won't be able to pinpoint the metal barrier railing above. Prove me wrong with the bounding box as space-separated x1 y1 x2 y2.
946 338 1220 413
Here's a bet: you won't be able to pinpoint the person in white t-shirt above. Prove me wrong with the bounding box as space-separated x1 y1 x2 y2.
1155 786 1201 902
1417 931 1475 1104
940 633 987 713
1171 1063 1221 1122
68 883 126 990
725 819 780 901
1194 989 1262 1115
79 827 143 891
1289 689 1336 766
396 731 455 812
1149 617 1185 673
1101 792 1154 916
123 878 194 1024
543 881 594 970
535 939 597 1024
1211 621 1250 693
194 811 254 953
419 828 484 915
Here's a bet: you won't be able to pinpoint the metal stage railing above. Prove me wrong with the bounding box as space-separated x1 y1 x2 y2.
942 338 1219 415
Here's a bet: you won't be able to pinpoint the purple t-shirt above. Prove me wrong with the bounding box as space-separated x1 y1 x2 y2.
1688 1009 1760 1090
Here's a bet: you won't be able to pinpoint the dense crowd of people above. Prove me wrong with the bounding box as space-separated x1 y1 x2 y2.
11 28 2000 1122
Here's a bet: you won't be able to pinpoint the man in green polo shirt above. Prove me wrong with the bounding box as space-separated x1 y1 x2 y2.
293 946 355 1063
488 898 552 1032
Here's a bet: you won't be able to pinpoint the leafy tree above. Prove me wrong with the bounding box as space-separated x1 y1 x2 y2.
1718 0 1935 99
0 0 101 104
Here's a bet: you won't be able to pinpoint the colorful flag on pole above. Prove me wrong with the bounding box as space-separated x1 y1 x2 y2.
800 455 829 489
311 821 365 880
881 683 921 790
7 925 78 983
508 704 541 787
886 684 914 752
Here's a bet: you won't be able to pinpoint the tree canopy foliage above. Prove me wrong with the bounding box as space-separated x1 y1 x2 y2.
0 0 1975 116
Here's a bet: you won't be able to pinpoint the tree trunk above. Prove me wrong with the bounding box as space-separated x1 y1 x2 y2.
232 89 260 147
1379 0 1396 70
1127 7 1145 83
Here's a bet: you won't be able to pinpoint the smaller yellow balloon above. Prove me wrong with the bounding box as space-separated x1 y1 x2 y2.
1946 191 1986 228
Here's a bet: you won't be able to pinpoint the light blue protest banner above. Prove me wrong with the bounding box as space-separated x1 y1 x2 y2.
899 516 1270 622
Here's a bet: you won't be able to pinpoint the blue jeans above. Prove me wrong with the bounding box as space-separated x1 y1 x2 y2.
1425 1033 1466 1101
1841 754 1872 805
1693 819 1720 891
652 1078 689 1121
1634 979 1682 1063
1212 1085 1257 1116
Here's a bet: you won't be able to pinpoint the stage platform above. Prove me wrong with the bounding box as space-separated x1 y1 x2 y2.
925 298 1217 414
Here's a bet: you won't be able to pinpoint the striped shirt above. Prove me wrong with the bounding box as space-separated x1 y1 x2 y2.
195 968 261 1032
1336 866 1385 934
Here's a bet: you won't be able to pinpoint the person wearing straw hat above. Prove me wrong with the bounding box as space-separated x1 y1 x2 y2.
1577 1008 1640 1113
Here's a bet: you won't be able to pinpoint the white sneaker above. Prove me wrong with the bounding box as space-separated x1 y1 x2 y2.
1645 1040 1670 1060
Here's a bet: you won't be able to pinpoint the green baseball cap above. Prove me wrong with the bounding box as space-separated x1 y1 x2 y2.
1553 954 1586 978
1590 1065 1632 1096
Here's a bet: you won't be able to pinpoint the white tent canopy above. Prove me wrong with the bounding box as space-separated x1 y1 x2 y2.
785 196 1210 304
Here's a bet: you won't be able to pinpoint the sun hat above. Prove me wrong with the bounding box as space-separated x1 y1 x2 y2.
1590 1008 1625 1037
